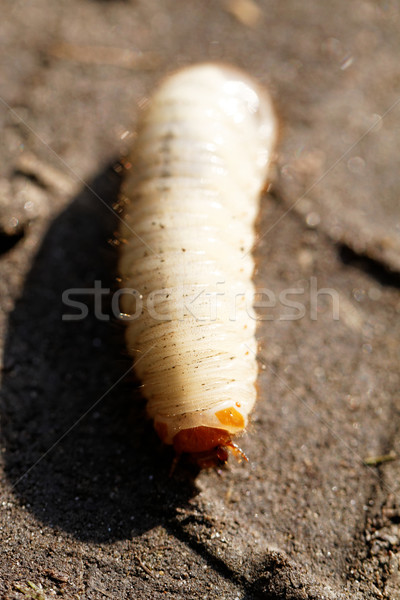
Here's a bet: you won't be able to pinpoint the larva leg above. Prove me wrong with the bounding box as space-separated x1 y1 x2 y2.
119 63 277 468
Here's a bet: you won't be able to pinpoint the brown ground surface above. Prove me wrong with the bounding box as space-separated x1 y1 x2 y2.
1 1 400 598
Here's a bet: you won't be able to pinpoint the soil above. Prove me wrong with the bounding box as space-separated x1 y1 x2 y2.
1 1 400 598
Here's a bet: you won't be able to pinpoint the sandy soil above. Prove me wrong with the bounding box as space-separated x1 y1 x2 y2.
1 1 400 598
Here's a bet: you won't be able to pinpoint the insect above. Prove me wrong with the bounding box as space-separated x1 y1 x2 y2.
118 63 277 468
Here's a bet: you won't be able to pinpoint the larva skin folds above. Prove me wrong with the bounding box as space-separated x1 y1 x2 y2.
119 63 277 466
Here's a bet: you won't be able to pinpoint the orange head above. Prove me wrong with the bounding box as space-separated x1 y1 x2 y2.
172 426 247 469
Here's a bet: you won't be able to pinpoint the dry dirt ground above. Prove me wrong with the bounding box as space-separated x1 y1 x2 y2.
1 1 400 598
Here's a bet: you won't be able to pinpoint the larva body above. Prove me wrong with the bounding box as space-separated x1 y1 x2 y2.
119 63 277 466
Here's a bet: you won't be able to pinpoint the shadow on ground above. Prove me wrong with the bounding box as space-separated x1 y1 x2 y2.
0 163 198 543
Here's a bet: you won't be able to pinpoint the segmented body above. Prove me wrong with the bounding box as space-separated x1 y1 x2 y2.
119 63 277 466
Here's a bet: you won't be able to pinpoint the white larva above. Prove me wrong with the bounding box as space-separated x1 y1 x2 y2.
119 63 277 467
